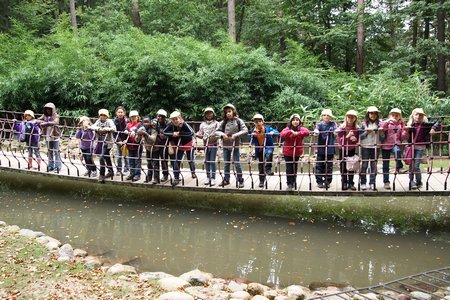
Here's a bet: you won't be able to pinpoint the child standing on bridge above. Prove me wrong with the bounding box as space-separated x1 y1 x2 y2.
314 109 337 189
404 108 440 190
336 110 360 191
125 110 143 182
137 117 158 183
216 104 248 188
196 107 219 186
36 103 62 173
163 111 196 186
13 110 41 170
379 108 405 190
280 114 310 191
251 113 279 188
75 116 96 177
90 109 116 183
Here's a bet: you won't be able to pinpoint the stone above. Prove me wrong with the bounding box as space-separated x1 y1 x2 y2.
74 249 88 257
107 263 137 275
253 296 270 300
6 225 20 233
274 296 289 300
230 290 252 299
18 229 44 238
264 289 279 300
228 280 247 292
158 291 194 300
410 291 432 300
247 282 265 296
45 241 60 251
286 285 310 300
57 256 71 262
185 286 229 300
180 269 214 286
58 244 74 258
397 293 411 300
0 221 6 227
158 277 191 291
84 256 102 269
210 278 227 290
139 272 174 281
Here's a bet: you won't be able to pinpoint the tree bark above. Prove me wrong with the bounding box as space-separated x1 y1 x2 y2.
356 0 365 75
420 0 430 71
69 0 78 34
228 0 236 43
436 0 446 94
410 7 419 73
131 0 142 28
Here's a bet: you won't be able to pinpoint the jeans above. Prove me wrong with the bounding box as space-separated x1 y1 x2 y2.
27 142 41 159
285 155 300 187
315 154 334 184
151 149 169 180
47 140 62 171
81 148 96 172
116 145 129 172
256 150 273 182
360 147 379 185
128 147 143 177
381 146 403 183
170 148 195 180
409 149 424 185
339 149 356 186
205 144 218 180
222 147 243 182
99 145 113 176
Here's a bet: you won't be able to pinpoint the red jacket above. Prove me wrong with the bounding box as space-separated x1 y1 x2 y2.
280 126 310 157
126 122 143 150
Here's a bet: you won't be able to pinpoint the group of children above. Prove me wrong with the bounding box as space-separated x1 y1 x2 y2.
13 103 440 190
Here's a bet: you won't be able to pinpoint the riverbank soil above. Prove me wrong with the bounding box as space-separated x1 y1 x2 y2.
0 230 163 299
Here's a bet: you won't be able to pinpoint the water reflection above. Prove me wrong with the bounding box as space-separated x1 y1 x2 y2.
0 190 448 287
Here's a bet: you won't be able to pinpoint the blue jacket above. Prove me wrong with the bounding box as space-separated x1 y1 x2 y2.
249 125 279 156
315 121 337 156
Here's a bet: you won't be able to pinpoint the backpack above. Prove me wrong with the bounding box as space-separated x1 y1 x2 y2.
20 122 34 143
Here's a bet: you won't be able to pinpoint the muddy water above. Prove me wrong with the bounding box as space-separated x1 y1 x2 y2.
0 190 448 288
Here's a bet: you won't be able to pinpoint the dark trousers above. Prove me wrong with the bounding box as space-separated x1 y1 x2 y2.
81 148 96 172
285 155 300 187
360 147 378 185
99 146 113 176
315 154 334 184
339 149 356 187
256 151 274 183
152 148 169 179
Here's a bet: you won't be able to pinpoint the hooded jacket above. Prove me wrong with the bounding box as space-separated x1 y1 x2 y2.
280 126 310 157
37 102 60 142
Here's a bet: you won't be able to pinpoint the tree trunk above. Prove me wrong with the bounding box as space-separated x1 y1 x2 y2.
131 0 142 28
436 0 446 94
276 0 286 55
356 0 365 75
420 0 430 71
410 10 418 73
228 0 236 43
69 0 78 34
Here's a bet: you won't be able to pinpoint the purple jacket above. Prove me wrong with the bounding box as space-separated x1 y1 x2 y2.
14 121 40 146
75 128 95 150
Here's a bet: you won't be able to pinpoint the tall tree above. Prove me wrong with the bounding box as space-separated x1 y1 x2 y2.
436 0 446 94
131 0 142 28
69 0 77 33
356 0 365 75
228 0 236 43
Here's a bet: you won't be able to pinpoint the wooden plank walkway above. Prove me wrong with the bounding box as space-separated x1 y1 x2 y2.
1 146 449 196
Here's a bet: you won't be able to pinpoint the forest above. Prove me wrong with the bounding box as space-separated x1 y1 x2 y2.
0 0 448 121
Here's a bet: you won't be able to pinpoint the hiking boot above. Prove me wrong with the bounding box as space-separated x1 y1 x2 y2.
342 184 348 190
370 184 377 191
416 182 423 189
259 182 264 188
317 183 325 189
162 175 169 182
152 179 160 184
126 175 134 181
132 176 141 182
204 179 210 185
238 181 244 188
191 172 197 179
104 172 114 179
172 179 180 186
220 180 230 187
349 184 357 191
91 171 97 177
360 184 367 190
410 182 418 190
325 183 330 189
286 184 293 191
384 182 391 190
98 175 105 183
